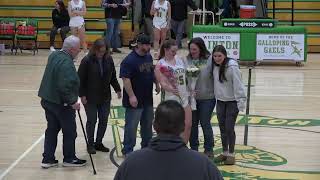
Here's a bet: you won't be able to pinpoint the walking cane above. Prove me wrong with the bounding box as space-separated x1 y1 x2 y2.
77 110 97 175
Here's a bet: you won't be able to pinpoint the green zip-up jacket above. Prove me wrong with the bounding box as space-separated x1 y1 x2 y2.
38 50 80 105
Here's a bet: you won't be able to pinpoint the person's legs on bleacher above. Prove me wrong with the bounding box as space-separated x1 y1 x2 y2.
50 26 59 51
60 26 70 43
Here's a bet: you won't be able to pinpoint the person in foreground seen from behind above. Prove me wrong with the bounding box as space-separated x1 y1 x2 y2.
114 100 224 180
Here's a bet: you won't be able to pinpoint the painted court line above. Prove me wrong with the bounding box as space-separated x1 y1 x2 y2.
0 134 44 180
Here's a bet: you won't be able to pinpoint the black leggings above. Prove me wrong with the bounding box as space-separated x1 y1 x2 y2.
50 26 70 46
216 100 239 153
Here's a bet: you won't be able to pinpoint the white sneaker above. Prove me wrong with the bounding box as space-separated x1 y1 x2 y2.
41 160 58 169
50 46 56 52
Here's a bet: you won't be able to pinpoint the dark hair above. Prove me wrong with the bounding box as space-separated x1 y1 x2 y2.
212 45 229 83
159 39 176 60
188 37 210 60
88 38 110 58
56 0 67 12
154 100 185 136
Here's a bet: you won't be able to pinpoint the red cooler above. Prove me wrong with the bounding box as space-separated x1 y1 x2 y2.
240 5 256 19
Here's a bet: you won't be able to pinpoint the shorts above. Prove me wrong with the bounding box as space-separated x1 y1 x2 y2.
69 16 85 29
70 24 85 30
153 20 167 30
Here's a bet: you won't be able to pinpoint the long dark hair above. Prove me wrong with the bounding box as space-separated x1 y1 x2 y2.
188 37 210 60
56 0 67 12
88 38 110 58
159 39 176 60
212 45 229 83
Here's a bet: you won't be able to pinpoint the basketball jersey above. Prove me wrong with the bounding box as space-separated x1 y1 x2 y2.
69 0 85 27
153 0 169 27
158 57 189 107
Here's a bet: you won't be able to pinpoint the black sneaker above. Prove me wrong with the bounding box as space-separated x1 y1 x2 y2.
95 143 110 152
41 159 58 169
112 48 122 53
87 145 96 154
204 151 214 158
62 158 87 167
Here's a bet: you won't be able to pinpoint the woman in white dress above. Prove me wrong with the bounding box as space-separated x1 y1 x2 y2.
154 39 192 143
150 0 171 59
68 0 87 53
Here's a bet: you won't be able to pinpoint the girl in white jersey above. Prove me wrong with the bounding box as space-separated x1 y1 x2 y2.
150 0 171 59
68 0 87 53
155 40 192 143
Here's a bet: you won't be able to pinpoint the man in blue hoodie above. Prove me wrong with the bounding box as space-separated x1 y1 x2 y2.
114 100 224 180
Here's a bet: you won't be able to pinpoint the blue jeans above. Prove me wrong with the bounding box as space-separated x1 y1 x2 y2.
84 101 110 146
171 19 185 48
190 98 216 152
105 18 121 49
221 0 231 18
122 106 154 155
41 99 77 162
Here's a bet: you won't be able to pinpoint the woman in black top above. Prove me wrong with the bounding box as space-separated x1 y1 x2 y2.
50 0 70 51
78 38 122 154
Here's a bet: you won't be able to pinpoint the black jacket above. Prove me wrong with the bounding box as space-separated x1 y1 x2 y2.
78 54 121 104
52 8 70 28
142 0 154 18
114 135 224 180
103 0 125 19
169 0 197 21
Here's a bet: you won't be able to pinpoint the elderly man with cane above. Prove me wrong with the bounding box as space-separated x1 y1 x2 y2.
38 35 87 168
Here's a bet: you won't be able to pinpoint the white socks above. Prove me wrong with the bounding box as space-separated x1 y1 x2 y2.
223 151 235 157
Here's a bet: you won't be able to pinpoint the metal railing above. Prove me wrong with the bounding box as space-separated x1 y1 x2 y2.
272 0 294 26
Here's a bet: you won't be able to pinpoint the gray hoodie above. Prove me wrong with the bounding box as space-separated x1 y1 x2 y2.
213 59 246 111
187 55 215 100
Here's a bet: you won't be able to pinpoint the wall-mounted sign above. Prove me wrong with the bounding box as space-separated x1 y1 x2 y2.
193 33 240 59
256 34 305 61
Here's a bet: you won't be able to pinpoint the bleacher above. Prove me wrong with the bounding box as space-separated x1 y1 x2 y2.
1 0 320 52
0 0 135 49
267 0 320 52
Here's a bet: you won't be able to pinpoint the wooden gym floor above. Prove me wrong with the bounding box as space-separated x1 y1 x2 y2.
0 49 319 180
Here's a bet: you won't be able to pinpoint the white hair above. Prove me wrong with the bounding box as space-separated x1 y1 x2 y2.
62 35 80 50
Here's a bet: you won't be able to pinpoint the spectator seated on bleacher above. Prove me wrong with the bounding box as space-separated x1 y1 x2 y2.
50 0 70 52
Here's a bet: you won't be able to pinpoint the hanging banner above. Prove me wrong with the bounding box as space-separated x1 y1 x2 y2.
256 34 305 61
193 33 240 59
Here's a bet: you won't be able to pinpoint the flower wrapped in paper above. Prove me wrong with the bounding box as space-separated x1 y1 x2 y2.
186 66 200 110
159 64 186 105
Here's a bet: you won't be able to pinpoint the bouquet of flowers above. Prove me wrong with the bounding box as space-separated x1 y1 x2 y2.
159 65 182 103
186 66 200 110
